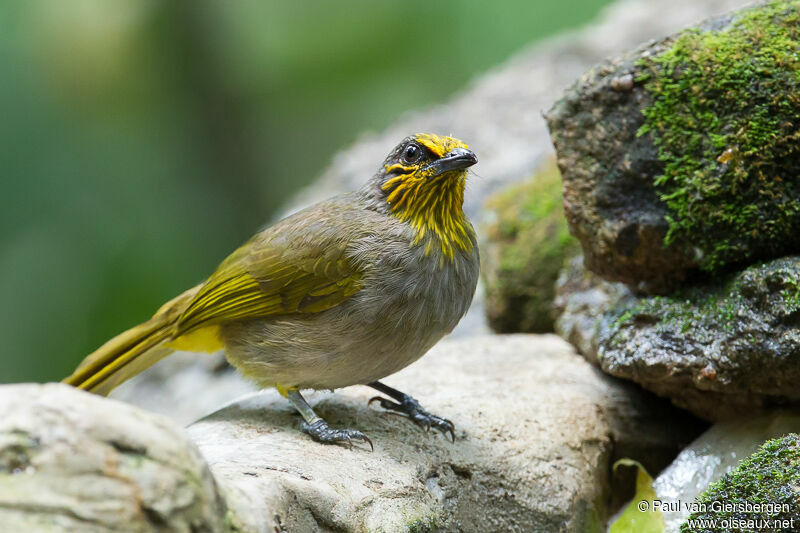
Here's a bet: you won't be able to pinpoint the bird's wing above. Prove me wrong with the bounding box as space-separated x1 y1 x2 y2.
174 217 363 336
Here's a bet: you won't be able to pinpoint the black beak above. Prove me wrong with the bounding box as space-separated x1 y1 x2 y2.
429 147 478 176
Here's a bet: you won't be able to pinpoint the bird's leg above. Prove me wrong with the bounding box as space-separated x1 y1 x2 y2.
282 387 373 451
367 381 455 442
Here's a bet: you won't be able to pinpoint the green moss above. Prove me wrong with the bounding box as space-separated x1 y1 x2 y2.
609 256 800 345
610 276 741 343
482 159 581 332
779 274 800 313
223 510 245 533
405 515 439 533
680 434 800 532
638 0 800 271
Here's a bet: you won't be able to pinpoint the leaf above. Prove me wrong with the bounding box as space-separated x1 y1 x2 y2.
609 459 666 533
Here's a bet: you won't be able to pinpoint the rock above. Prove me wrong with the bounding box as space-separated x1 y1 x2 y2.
554 255 800 420
680 432 800 532
481 159 581 333
187 335 703 532
645 412 800 531
0 383 229 533
553 256 632 364
546 0 800 292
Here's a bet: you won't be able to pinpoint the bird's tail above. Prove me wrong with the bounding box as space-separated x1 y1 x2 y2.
62 285 210 396
62 313 178 396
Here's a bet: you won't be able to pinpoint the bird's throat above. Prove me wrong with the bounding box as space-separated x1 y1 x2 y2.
383 171 474 259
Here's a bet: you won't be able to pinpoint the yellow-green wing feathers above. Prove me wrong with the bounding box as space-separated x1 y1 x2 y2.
175 235 363 335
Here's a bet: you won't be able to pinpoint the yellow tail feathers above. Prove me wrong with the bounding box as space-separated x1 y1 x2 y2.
62 285 223 396
62 316 175 396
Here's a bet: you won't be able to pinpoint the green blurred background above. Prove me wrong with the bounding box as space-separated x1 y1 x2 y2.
0 0 612 383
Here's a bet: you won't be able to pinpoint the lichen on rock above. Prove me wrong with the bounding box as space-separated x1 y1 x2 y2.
481 159 580 333
680 433 800 532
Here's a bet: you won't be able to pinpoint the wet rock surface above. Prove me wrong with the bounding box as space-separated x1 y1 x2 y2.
555 256 800 420
681 432 800 531
647 412 800 531
545 0 800 292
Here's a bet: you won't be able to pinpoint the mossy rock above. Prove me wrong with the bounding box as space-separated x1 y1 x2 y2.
680 434 800 532
546 0 800 292
481 159 580 333
554 255 800 420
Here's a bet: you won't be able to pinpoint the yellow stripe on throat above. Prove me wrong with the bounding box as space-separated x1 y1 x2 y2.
382 170 473 260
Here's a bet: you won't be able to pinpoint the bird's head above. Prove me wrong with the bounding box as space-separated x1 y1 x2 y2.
370 133 478 258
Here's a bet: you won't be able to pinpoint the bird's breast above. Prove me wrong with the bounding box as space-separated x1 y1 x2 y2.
363 233 479 335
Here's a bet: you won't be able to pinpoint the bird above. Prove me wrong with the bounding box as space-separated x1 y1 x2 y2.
63 133 480 448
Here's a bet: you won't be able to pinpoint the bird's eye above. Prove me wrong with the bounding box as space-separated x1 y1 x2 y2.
402 144 421 164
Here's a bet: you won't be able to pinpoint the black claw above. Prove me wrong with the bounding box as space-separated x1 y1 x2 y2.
301 419 373 451
368 393 456 442
368 396 401 411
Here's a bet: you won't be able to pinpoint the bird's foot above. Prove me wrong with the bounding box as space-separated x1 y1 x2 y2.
300 419 373 451
369 394 455 442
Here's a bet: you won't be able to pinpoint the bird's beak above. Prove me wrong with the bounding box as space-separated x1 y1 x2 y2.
428 147 478 176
